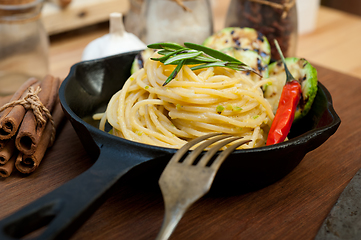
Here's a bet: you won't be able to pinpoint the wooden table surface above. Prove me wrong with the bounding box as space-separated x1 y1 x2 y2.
1 3 361 240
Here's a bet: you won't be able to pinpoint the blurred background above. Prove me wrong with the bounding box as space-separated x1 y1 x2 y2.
321 0 361 16
40 0 361 36
2 0 361 85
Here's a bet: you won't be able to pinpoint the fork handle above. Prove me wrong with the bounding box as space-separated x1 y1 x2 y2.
155 205 188 240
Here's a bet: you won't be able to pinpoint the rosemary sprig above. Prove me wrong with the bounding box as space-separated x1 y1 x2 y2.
147 42 261 86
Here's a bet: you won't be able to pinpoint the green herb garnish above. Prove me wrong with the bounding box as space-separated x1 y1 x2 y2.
147 42 261 86
233 106 243 112
216 105 225 114
176 104 183 110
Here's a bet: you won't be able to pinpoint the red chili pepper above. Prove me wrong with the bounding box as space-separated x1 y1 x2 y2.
266 80 301 145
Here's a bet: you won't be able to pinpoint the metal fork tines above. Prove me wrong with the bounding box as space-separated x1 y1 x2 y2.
156 133 251 240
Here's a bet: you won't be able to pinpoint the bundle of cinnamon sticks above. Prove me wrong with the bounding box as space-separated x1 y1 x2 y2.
0 75 65 178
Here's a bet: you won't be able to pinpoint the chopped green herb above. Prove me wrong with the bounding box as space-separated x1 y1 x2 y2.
253 115 259 119
233 106 243 112
216 105 225 114
226 104 233 110
145 85 149 89
176 104 183 110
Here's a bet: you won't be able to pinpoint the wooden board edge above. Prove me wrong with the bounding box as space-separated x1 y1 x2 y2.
42 0 130 35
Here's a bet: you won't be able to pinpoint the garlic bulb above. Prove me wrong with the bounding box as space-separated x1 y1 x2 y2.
82 12 146 61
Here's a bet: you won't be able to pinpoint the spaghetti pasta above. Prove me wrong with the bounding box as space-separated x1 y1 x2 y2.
98 52 274 149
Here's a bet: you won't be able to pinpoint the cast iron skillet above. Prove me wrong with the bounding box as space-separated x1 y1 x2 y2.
0 51 341 239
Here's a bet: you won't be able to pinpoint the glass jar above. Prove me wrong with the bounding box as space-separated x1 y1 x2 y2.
0 0 49 96
225 0 298 60
142 0 213 45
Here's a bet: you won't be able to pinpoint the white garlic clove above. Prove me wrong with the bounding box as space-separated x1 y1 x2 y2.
82 12 146 61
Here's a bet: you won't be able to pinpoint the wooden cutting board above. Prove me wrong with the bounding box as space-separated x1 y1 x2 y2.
0 65 360 240
42 0 129 35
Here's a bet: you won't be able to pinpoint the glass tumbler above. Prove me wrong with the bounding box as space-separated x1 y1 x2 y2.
124 0 145 38
142 0 213 45
0 0 49 96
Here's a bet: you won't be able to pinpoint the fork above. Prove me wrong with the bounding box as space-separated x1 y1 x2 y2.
155 133 250 240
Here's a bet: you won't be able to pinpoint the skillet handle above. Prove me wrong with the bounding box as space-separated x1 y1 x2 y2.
0 149 140 240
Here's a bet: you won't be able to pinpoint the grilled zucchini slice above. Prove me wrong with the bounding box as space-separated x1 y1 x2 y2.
221 47 268 80
131 48 156 74
264 58 318 121
203 27 271 65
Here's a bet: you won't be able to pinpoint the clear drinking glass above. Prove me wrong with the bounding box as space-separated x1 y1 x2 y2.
124 0 145 38
225 0 298 60
0 0 49 96
142 0 213 45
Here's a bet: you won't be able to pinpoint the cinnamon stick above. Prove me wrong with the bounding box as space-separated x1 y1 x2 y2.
0 152 17 178
0 138 16 165
0 97 11 150
0 78 39 140
15 75 60 155
0 139 9 151
15 101 64 174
